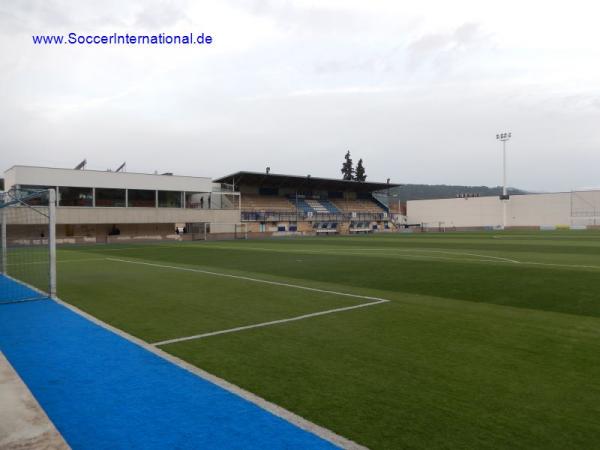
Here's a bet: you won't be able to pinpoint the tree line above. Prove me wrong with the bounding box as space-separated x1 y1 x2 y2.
340 151 367 182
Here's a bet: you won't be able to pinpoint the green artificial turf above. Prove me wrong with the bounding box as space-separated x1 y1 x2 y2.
55 230 600 449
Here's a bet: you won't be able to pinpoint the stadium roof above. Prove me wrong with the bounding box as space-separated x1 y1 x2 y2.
215 171 400 193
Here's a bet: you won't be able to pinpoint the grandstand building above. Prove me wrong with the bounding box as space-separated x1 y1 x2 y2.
214 171 399 235
3 165 240 243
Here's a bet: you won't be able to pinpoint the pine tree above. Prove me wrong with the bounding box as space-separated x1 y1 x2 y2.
355 158 367 181
341 151 354 180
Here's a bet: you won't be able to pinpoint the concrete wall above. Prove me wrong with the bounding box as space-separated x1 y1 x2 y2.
56 207 240 225
3 206 240 225
6 223 185 244
407 192 590 228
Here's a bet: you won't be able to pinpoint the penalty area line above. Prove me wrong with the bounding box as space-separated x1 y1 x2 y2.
152 299 388 346
106 257 390 302
105 257 391 346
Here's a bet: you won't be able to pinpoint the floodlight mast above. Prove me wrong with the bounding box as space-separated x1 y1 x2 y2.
496 132 512 228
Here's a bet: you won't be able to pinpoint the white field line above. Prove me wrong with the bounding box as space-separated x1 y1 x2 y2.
373 253 503 264
107 249 600 281
518 261 600 270
354 250 600 270
208 244 600 270
71 247 599 272
64 245 513 266
152 299 388 346
492 234 600 240
341 248 521 264
67 242 585 267
206 244 522 264
386 253 600 269
106 257 390 303
106 257 391 345
51 298 367 450
402 249 520 264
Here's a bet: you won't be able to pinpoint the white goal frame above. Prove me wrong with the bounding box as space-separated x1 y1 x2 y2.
190 222 248 241
0 188 56 299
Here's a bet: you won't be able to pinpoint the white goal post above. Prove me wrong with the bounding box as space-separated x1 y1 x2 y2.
570 190 600 227
189 222 248 241
0 188 56 303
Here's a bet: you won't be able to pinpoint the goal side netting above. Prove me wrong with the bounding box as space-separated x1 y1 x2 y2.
188 222 248 241
570 190 600 227
0 189 56 304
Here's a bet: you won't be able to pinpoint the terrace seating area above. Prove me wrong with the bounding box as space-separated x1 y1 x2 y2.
293 198 336 214
240 195 386 225
241 194 295 212
331 198 385 214
294 198 312 214
305 199 340 214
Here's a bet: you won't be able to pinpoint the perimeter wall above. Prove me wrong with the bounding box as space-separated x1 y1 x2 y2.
407 191 600 228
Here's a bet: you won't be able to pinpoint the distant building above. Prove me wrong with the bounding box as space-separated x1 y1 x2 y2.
3 165 240 243
407 190 600 230
214 171 399 235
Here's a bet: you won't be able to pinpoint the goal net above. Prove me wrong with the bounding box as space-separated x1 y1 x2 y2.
188 222 248 241
570 190 600 227
0 188 56 304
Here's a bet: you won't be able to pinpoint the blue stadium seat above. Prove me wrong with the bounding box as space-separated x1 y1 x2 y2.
318 199 340 214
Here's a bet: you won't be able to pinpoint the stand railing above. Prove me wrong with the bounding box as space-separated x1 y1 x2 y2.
241 211 388 222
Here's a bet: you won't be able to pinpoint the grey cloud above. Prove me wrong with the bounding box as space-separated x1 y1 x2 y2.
1 2 599 193
0 0 72 31
313 44 402 76
229 0 365 33
314 57 382 75
0 0 191 34
134 0 190 29
406 22 492 73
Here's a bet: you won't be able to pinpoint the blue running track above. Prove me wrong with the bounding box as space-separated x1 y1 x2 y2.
0 275 338 449
0 274 48 304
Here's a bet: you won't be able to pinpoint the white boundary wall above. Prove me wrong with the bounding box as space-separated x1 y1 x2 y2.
407 192 577 228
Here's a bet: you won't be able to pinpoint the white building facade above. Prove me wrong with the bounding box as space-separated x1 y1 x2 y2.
3 165 241 243
407 191 600 230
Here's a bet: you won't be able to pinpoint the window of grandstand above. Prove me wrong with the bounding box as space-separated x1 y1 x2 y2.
95 188 126 207
59 186 93 207
185 192 209 209
15 185 51 205
158 190 182 208
128 189 156 207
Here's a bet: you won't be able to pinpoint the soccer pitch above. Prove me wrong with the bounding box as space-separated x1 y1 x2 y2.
56 231 600 449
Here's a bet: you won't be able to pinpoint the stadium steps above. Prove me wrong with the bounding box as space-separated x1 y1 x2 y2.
305 199 330 214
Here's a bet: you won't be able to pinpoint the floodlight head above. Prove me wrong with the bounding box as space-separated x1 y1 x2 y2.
496 131 512 142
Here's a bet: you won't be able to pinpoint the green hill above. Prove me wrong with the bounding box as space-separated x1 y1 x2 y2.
382 184 528 202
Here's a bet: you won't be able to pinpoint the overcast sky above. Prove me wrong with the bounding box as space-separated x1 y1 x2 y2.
1 1 599 191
